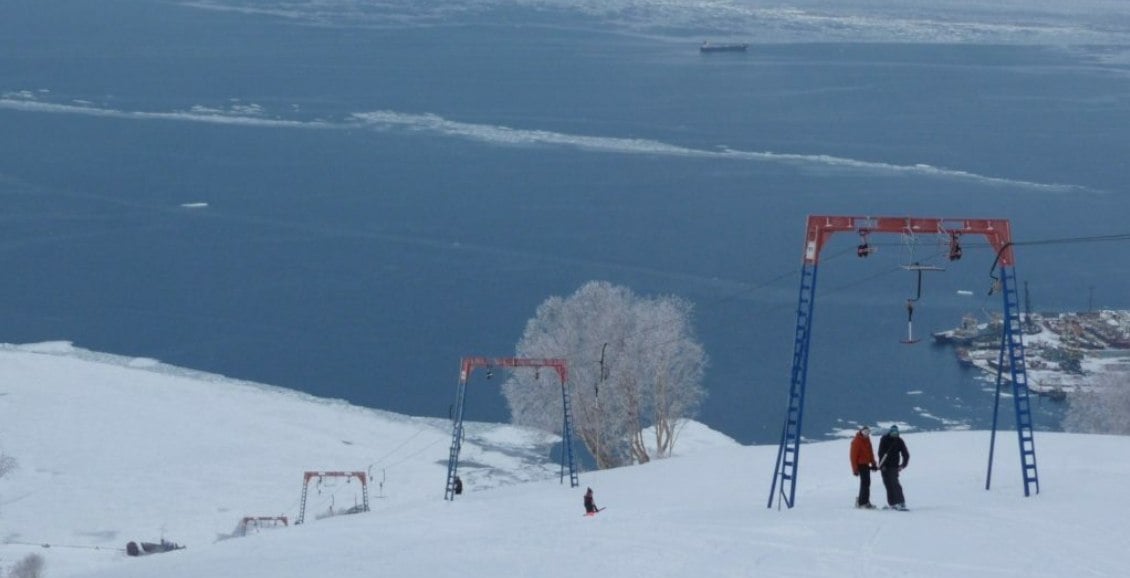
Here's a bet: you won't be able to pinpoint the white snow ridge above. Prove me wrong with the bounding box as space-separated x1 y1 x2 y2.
0 342 1127 578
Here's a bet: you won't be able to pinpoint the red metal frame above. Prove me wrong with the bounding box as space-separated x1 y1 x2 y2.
238 515 289 535
803 215 1013 266
241 515 289 526
303 470 367 485
459 357 568 384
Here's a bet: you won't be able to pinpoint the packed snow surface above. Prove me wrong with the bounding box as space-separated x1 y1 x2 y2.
0 342 1126 577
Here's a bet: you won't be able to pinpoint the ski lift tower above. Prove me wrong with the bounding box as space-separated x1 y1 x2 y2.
444 357 579 501
767 216 1040 509
295 471 369 524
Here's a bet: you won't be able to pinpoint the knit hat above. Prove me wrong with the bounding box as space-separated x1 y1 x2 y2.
889 425 900 436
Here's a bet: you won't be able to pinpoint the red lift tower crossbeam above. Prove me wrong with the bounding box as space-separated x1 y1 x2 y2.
459 357 568 384
803 215 1014 265
237 515 289 536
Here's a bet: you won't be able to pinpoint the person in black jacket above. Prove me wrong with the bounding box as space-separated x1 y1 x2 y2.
877 425 910 510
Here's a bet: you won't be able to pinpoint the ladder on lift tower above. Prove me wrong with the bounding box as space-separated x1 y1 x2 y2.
444 379 468 501
560 378 580 488
988 265 1040 496
768 262 817 509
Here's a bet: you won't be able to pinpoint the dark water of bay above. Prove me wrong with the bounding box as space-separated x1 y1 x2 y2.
4 1 1129 445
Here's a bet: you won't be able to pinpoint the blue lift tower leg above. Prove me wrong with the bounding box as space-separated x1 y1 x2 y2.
986 265 1040 496
768 262 818 509
444 378 468 501
560 379 580 487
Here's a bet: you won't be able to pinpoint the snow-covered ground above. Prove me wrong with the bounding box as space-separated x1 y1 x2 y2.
1 342 1127 578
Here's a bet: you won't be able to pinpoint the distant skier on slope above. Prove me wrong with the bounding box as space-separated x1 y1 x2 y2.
584 487 600 515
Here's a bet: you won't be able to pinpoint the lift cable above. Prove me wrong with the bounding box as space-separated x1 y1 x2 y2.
502 231 1130 382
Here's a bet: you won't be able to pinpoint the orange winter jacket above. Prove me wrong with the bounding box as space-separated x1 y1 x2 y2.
850 432 877 475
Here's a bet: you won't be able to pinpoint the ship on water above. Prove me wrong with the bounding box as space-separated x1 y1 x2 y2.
700 41 749 53
932 313 1001 346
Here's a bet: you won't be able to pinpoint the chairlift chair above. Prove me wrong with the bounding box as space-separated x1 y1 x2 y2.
901 299 921 344
899 261 944 345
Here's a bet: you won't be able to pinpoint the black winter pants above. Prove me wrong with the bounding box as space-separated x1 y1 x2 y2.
856 467 872 506
881 467 905 506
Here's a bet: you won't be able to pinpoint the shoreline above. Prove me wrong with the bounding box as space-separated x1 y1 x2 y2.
933 310 1130 399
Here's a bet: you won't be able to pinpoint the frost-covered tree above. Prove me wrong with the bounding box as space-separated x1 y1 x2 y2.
502 281 707 469
1063 374 1130 435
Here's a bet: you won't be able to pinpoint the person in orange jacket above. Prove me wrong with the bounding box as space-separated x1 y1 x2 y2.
850 425 878 509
